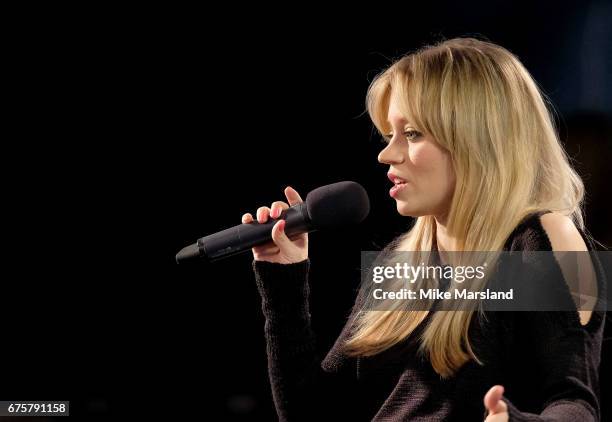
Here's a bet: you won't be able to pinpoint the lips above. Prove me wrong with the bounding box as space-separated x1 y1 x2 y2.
387 172 408 185
388 172 409 198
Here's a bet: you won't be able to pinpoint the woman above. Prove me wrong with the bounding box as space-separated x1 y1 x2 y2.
242 38 606 421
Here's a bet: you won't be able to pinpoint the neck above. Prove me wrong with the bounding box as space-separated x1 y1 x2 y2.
434 214 454 252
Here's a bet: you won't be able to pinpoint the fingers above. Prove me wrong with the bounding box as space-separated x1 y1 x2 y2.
242 204 285 224
242 186 302 225
256 200 291 223
484 385 507 415
270 201 289 219
271 219 292 249
485 414 508 422
285 186 304 206
244 186 308 263
251 220 288 259
256 206 270 223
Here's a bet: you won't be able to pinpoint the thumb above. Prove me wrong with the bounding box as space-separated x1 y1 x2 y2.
271 219 293 250
484 385 508 415
284 186 304 206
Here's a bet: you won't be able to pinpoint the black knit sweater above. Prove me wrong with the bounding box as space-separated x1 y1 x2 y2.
252 211 606 421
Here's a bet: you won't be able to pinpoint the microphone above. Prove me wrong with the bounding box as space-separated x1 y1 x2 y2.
176 181 370 264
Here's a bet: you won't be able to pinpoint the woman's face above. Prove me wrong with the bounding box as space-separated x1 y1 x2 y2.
378 95 456 221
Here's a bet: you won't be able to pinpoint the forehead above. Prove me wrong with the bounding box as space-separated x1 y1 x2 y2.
387 94 409 125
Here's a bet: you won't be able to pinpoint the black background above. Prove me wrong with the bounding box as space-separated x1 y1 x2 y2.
3 2 611 420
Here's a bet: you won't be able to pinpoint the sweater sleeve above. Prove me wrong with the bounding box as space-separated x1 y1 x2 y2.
498 216 606 421
252 258 354 421
502 308 604 422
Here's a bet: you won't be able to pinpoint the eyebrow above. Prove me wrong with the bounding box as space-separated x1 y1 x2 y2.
386 114 413 124
384 121 416 129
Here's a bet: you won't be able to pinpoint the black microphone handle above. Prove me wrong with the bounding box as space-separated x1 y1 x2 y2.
198 202 313 262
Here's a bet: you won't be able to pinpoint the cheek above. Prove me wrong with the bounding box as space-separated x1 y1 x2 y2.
410 145 455 192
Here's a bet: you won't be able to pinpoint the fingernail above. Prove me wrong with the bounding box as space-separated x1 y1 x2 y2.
279 220 285 231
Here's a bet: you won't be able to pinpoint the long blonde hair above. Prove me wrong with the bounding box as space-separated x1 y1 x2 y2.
344 37 585 378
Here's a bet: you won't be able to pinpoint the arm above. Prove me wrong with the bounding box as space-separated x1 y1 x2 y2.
483 213 606 421
484 308 604 422
253 258 355 421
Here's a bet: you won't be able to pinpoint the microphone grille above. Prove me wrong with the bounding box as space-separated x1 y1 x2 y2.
305 181 370 229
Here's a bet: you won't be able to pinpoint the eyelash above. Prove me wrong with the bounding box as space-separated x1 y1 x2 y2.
381 130 422 143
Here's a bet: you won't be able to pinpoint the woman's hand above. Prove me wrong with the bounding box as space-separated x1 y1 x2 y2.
242 186 309 264
484 385 509 422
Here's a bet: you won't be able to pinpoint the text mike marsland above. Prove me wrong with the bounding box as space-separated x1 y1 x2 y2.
175 181 370 264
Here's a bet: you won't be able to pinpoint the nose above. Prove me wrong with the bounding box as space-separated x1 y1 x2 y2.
378 140 405 165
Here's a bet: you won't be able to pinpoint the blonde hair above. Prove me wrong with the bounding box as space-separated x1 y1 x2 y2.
344 37 585 378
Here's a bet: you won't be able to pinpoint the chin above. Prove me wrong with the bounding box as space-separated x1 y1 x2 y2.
396 202 424 218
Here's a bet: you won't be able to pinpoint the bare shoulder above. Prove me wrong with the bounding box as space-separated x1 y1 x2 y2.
540 212 594 326
539 212 588 252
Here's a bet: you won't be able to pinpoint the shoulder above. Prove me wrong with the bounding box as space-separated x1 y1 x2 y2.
539 212 588 252
505 211 589 252
519 212 596 326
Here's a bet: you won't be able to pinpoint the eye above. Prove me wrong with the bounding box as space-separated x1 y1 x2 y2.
404 130 422 142
381 130 422 144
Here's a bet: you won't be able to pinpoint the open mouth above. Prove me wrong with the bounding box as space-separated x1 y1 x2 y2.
390 182 408 197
